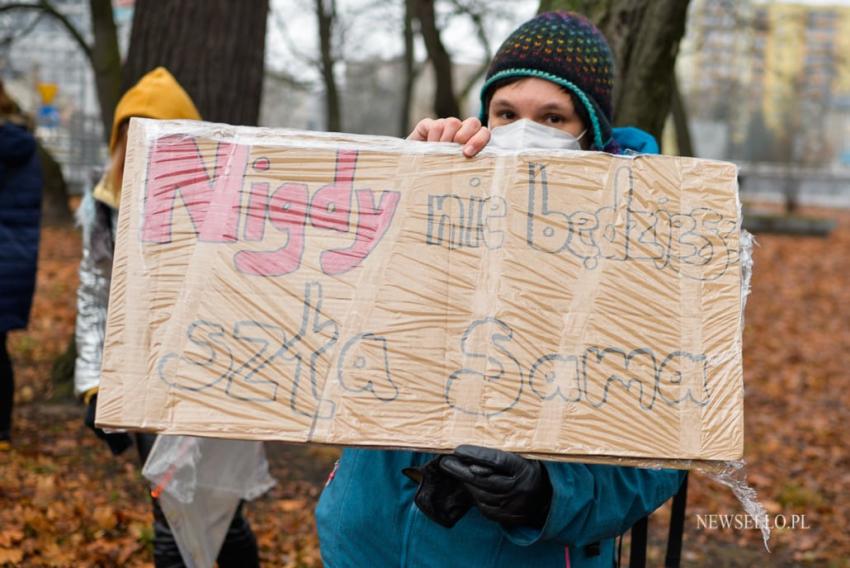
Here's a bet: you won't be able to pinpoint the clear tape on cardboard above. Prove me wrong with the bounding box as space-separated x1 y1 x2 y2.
102 118 765 545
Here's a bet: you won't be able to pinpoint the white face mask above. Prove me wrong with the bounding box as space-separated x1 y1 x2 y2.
489 118 586 151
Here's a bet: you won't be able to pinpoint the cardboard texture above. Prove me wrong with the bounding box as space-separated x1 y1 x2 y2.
96 118 745 466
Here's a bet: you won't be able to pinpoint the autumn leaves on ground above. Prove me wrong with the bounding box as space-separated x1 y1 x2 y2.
2 211 849 566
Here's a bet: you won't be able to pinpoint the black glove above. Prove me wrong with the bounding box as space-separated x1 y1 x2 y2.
440 445 552 528
85 394 133 456
403 456 474 528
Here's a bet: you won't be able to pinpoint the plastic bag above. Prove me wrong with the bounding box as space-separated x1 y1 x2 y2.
142 435 276 567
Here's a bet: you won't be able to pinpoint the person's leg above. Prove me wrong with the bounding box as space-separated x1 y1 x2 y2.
215 501 260 568
136 433 186 568
150 492 187 568
135 434 260 567
0 332 14 444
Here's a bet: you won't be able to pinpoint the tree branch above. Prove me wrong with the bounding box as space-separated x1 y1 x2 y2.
414 0 459 117
449 0 492 105
0 1 95 66
0 10 43 47
316 0 342 130
273 12 321 67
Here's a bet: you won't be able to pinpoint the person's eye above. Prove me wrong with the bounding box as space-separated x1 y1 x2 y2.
544 114 565 125
497 110 516 121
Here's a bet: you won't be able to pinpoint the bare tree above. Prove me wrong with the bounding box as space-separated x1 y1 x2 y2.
0 0 122 139
121 0 269 125
414 0 459 118
538 0 691 143
316 0 342 131
88 0 121 137
670 73 693 157
399 0 419 135
445 0 495 105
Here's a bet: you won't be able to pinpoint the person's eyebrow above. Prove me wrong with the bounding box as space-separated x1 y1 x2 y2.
490 98 515 108
538 102 572 114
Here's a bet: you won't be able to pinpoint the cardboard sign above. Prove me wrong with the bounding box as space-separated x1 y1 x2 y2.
96 119 745 465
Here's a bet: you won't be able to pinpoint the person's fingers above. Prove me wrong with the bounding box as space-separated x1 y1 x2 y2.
440 455 517 493
408 117 488 157
426 119 446 142
454 444 524 473
462 127 491 158
407 118 434 141
439 455 476 483
467 475 518 494
464 484 505 507
453 117 482 145
439 117 463 142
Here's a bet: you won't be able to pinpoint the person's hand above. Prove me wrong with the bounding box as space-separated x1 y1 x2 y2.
407 117 491 158
440 444 552 528
85 394 133 456
403 457 473 528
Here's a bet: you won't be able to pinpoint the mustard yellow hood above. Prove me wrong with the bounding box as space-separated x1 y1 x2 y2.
108 66 201 153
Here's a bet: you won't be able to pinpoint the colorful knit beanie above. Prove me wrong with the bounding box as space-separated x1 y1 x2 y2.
479 11 616 152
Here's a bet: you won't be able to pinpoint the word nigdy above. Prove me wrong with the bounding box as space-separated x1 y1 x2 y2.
141 136 400 276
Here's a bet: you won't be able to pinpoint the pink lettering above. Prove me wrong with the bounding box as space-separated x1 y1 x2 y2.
144 140 397 277
243 181 269 241
234 183 309 276
142 135 248 243
321 189 400 275
310 150 356 232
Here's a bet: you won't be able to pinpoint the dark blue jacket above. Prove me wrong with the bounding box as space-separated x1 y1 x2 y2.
315 127 686 567
0 122 42 332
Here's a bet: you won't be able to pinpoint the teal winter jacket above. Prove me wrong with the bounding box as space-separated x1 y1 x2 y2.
315 127 686 567
317 449 684 567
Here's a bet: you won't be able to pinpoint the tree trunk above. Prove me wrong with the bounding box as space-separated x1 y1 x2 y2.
89 0 122 142
450 0 492 105
538 0 691 143
414 0 459 118
316 0 341 131
121 0 269 125
36 141 72 226
670 73 693 158
399 0 417 136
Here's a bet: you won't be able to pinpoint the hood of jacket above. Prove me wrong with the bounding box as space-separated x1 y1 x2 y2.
109 66 201 153
98 67 201 208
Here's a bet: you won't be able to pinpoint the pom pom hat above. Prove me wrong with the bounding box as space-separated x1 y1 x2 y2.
479 11 616 151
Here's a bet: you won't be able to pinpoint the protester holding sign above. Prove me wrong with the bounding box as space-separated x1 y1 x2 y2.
315 12 686 567
73 67 260 568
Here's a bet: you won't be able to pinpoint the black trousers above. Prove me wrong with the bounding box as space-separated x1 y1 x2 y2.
0 332 12 438
135 433 260 568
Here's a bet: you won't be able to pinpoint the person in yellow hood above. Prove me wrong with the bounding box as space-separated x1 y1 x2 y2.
92 66 201 208
74 67 261 568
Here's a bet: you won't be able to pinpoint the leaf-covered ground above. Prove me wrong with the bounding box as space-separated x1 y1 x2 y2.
2 212 849 566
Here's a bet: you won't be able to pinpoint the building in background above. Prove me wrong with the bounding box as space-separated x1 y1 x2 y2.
0 0 133 194
680 0 850 168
